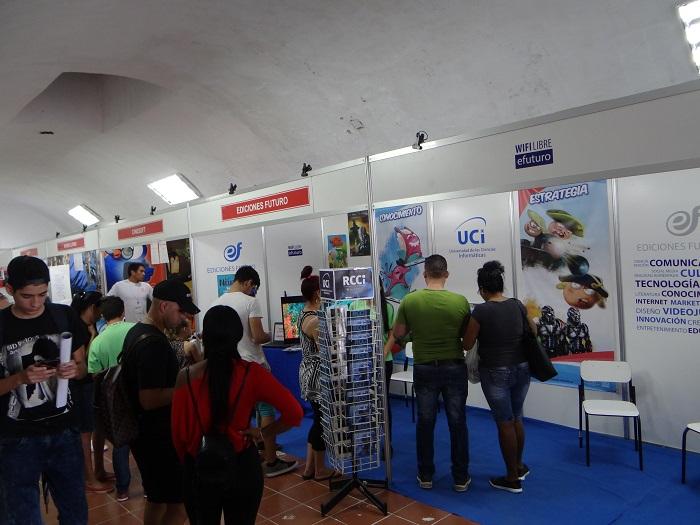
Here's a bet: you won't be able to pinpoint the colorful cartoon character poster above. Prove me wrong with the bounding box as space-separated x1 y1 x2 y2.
102 245 168 290
347 211 371 256
327 234 348 268
375 203 429 304
47 250 104 294
517 180 616 388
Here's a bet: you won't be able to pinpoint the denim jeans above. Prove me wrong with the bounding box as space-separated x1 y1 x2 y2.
0 428 87 525
480 362 531 422
413 361 469 484
112 444 132 494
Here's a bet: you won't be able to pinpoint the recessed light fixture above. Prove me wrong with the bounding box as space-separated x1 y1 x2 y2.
679 1 700 72
147 173 201 205
68 205 101 226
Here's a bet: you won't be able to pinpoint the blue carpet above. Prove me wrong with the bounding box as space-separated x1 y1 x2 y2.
277 397 700 525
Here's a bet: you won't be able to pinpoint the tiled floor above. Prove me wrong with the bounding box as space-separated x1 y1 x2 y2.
40 451 477 525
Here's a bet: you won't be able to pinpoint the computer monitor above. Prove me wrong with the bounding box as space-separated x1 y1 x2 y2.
281 295 306 345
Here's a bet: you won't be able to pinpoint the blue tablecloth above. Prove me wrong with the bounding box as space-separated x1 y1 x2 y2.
263 343 311 414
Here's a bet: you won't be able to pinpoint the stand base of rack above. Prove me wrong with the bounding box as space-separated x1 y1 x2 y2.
321 474 387 516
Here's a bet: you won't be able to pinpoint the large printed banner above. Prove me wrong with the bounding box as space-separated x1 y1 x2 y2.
47 250 104 295
517 180 616 388
102 245 168 291
375 203 429 330
433 193 513 305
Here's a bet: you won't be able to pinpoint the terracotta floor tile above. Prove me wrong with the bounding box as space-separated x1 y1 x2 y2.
378 490 415 512
281 479 332 503
307 492 361 517
330 501 388 525
257 493 300 519
434 514 479 525
393 501 449 524
268 503 328 525
371 515 416 525
265 472 306 491
94 513 143 525
87 501 132 523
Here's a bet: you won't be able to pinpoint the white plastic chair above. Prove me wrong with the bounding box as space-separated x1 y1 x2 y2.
390 342 415 422
578 360 643 470
682 422 700 483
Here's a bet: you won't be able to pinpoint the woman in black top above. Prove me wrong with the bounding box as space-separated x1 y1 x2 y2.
463 261 533 494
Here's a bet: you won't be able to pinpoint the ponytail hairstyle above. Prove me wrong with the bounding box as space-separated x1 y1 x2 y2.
300 265 320 302
477 260 505 294
202 305 243 426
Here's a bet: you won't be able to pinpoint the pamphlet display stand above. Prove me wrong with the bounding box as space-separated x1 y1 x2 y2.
317 267 387 516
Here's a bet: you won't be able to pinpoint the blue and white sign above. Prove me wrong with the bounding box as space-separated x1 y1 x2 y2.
224 242 243 262
287 244 303 257
514 138 554 169
320 267 374 301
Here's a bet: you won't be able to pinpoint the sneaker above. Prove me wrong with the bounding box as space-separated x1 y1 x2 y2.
453 477 472 492
417 475 432 489
489 476 522 493
263 458 298 478
518 464 530 481
116 492 129 502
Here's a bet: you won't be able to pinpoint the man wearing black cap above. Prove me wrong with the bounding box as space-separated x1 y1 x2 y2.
120 278 199 525
0 256 89 524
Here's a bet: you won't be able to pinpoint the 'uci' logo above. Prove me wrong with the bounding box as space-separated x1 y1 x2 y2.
456 216 486 245
666 206 700 237
224 242 243 262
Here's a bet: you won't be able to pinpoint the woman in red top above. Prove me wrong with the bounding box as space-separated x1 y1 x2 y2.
171 305 303 524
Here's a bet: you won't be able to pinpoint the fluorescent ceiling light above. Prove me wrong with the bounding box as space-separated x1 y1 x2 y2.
147 173 201 205
679 1 700 25
68 205 101 226
679 1 700 72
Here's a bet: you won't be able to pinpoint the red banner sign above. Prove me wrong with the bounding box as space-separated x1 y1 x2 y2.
57 237 85 251
20 248 39 256
221 187 310 221
118 220 164 240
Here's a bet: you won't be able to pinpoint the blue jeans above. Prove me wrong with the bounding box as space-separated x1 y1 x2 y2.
112 444 132 494
480 362 531 422
413 361 469 484
0 429 87 525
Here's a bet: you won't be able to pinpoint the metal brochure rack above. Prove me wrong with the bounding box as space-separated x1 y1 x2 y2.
317 268 387 516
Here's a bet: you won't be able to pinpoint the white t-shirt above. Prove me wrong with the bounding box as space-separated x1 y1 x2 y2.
107 280 153 322
210 291 267 366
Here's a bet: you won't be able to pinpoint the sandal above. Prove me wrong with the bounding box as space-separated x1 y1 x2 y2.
314 471 341 482
301 472 315 480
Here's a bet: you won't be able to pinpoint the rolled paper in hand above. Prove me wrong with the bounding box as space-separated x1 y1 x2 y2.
56 332 72 409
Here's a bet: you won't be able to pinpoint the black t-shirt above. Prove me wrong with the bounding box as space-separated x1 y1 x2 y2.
121 323 178 439
472 299 527 368
0 305 86 437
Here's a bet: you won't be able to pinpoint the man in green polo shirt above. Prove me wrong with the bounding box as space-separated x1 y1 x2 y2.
88 296 134 501
393 254 470 492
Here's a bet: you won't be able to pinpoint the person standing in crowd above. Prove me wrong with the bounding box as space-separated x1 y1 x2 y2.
210 265 297 477
171 305 303 525
107 262 153 322
165 317 203 370
121 279 199 525
71 290 113 495
393 254 471 492
298 266 338 481
0 256 88 524
380 286 400 460
463 261 532 494
88 295 135 502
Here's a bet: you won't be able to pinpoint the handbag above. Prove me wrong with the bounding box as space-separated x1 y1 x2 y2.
186 363 250 486
465 343 480 384
518 303 558 382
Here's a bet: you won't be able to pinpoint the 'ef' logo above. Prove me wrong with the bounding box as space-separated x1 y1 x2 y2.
666 206 700 237
224 242 243 262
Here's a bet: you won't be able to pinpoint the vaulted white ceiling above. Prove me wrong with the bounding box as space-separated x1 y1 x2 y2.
0 0 695 248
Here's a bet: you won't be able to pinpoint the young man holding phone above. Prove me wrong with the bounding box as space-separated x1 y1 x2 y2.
0 256 89 524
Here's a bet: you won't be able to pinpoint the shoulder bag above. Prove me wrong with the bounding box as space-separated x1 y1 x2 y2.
518 302 557 382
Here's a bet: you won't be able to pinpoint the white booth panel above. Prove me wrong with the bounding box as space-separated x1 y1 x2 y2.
264 219 323 326
192 227 267 328
13 242 48 259
311 163 368 214
617 168 700 450
433 192 514 305
98 208 189 249
321 213 373 270
371 87 700 204
189 181 314 235
48 230 100 257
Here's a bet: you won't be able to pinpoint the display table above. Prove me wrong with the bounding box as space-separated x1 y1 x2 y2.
263 343 311 414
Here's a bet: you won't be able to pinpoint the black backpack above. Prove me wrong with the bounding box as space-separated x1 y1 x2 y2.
186 363 250 486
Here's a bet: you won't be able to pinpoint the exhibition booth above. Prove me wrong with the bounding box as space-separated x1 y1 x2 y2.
3 79 700 459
